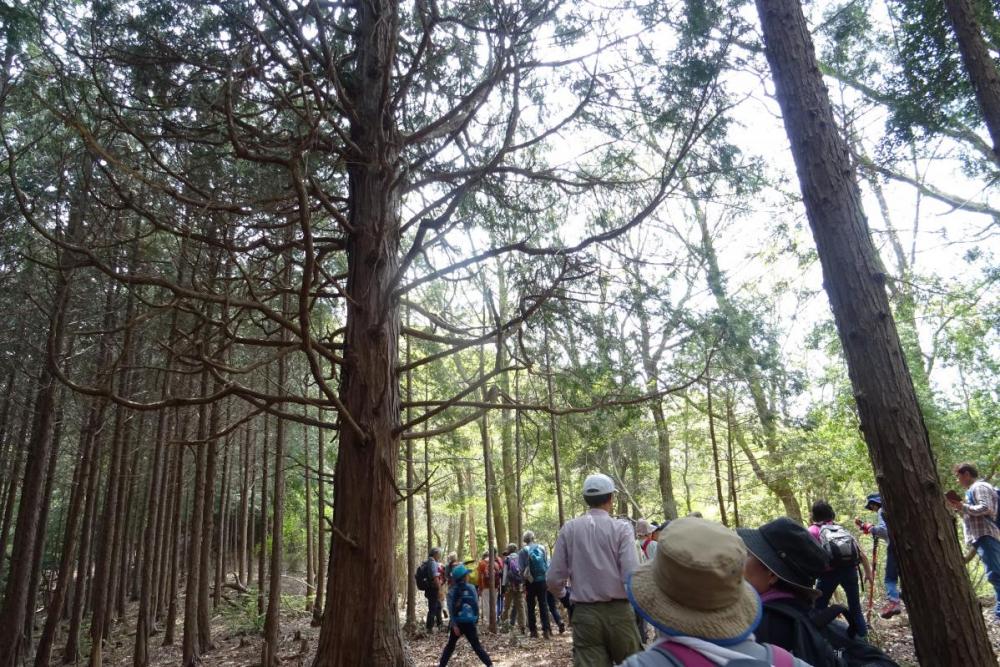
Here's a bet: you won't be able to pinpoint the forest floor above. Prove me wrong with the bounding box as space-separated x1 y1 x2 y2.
45 580 1000 666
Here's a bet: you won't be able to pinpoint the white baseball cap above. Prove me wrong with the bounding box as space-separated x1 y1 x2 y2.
582 473 616 496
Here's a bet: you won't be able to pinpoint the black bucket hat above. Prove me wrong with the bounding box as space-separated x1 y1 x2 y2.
736 517 829 596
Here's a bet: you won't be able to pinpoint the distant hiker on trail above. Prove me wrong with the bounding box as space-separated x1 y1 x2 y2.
437 564 493 667
856 493 902 618
635 519 653 563
739 516 898 667
621 517 810 667
476 548 503 621
643 521 668 562
547 472 642 666
501 542 526 634
519 530 553 638
808 500 873 638
947 462 1000 625
418 548 444 632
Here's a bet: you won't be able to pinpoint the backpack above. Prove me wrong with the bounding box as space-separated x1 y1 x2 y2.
818 523 861 568
525 544 548 582
450 583 478 624
415 559 435 592
505 554 523 585
762 599 898 667
651 639 794 666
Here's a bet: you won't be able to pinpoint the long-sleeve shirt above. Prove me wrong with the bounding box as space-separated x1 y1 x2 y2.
870 509 890 542
546 508 639 603
959 481 1000 545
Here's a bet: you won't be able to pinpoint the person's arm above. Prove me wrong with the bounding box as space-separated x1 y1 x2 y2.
962 483 997 516
546 531 569 596
518 548 529 572
617 522 639 585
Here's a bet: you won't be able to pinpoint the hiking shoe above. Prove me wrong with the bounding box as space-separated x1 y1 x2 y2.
558 623 565 634
529 630 539 638
543 630 553 639
879 600 902 619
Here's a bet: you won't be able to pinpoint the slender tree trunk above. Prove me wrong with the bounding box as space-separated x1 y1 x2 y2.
455 466 467 562
725 392 741 528
755 0 998 662
403 326 417 631
706 375 728 526
543 326 565 527
162 418 185 647
238 427 250 587
258 416 269 617
305 418 314 609
0 390 33 582
134 386 169 667
312 425 325 625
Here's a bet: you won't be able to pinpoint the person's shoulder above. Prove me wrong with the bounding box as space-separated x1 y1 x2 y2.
615 647 665 667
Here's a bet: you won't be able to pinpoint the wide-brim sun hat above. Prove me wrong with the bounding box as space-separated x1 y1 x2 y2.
736 516 829 598
627 517 761 645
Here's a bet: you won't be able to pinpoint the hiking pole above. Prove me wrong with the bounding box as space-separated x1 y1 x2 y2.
866 536 879 623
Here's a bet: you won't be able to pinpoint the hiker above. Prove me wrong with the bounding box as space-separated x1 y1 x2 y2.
545 589 567 634
419 548 445 632
437 564 493 667
621 517 810 667
477 549 503 621
947 462 1000 625
643 521 667 561
856 493 902 618
636 519 653 563
519 530 553 638
501 542 526 633
739 516 898 667
547 472 642 665
634 520 654 644
808 500 873 638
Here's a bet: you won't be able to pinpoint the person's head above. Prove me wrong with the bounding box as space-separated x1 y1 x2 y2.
447 552 458 565
953 462 979 489
737 517 829 600
582 472 616 509
451 564 470 584
505 542 517 555
522 530 535 544
636 519 652 538
864 493 882 512
429 547 442 561
481 551 489 561
628 517 761 644
651 521 669 540
810 499 835 524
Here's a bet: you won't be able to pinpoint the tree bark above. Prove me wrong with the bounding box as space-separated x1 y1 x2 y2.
755 0 998 662
942 0 1000 159
706 374 728 526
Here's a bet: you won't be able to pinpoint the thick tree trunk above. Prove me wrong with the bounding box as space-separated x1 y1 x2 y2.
942 0 1000 158
755 0 998 662
312 8 405 650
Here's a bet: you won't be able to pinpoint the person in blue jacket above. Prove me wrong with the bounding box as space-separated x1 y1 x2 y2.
856 493 902 618
438 564 493 666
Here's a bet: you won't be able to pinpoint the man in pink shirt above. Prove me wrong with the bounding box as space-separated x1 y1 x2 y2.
547 473 642 666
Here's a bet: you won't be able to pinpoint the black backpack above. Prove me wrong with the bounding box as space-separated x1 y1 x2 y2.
818 523 861 568
762 600 898 667
415 559 435 592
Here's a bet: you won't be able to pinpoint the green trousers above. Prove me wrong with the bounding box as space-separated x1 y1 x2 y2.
570 599 642 667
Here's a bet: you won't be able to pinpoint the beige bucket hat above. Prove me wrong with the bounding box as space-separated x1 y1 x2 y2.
627 517 762 644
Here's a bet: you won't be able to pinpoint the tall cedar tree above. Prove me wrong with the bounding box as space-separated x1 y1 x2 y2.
754 0 997 663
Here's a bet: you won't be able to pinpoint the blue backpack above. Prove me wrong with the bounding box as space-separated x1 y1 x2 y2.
526 544 548 582
450 583 478 624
